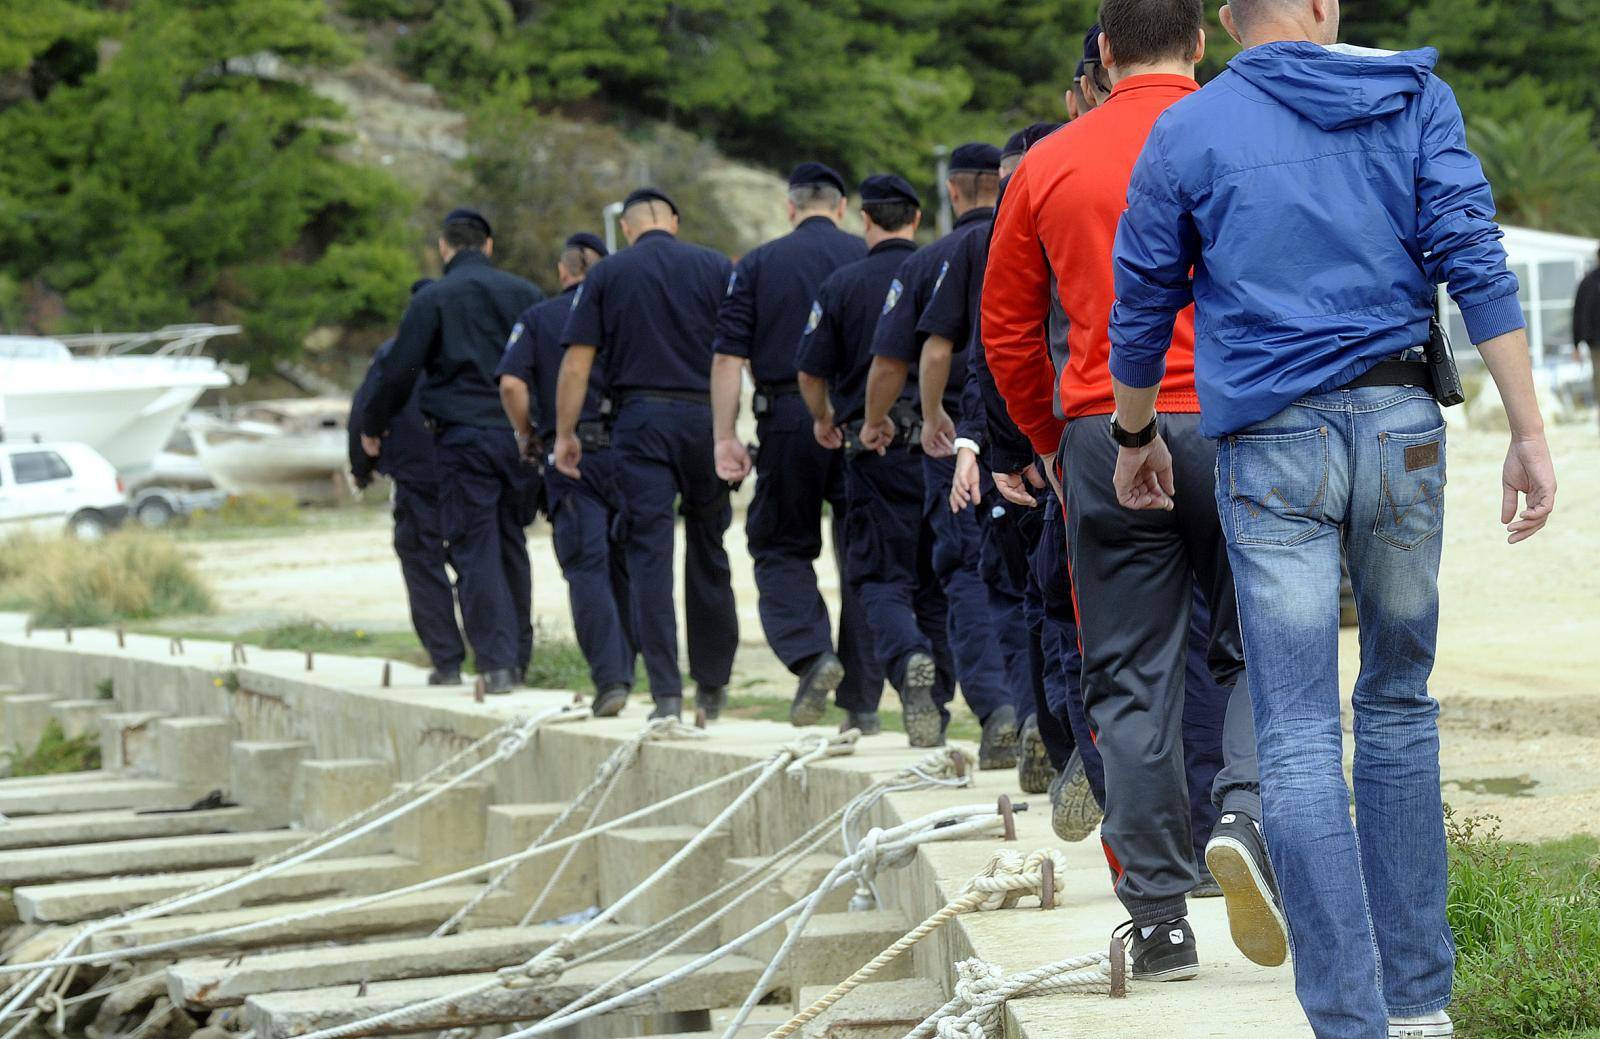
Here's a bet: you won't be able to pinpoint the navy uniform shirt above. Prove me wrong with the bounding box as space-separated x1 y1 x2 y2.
495 285 608 443
712 216 866 385
349 338 438 489
363 250 544 435
795 238 919 424
560 229 733 395
868 207 994 416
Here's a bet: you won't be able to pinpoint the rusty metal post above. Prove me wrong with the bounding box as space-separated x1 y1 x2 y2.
381 661 391 688
1109 937 1127 998
169 637 184 656
304 650 314 672
694 707 707 730
64 625 73 644
473 675 486 704
1040 856 1056 910
116 626 126 648
997 795 1017 841
231 643 247 665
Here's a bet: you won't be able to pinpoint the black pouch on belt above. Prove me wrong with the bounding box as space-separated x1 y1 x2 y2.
1426 318 1466 407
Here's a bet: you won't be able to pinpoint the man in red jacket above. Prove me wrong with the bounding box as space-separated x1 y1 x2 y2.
983 0 1283 982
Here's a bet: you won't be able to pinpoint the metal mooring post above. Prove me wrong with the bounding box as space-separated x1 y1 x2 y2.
116 626 126 648
1039 856 1056 910
381 661 392 688
997 795 1017 841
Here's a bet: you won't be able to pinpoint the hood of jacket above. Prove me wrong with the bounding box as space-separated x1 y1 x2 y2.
1227 41 1437 131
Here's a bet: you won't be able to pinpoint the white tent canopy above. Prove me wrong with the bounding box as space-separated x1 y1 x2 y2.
1438 224 1598 366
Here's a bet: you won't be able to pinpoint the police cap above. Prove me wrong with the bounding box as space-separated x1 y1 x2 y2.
622 187 679 216
788 162 847 195
1083 23 1103 64
858 174 920 209
947 142 1001 174
564 232 608 257
443 207 492 238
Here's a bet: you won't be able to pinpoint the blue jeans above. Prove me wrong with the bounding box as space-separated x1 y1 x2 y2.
1215 387 1453 1039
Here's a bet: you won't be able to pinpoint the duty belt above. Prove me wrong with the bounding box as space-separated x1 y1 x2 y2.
618 389 711 406
752 379 801 420
576 420 611 451
1340 359 1435 393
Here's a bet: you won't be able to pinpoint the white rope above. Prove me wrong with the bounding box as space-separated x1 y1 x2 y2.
904 955 1115 1039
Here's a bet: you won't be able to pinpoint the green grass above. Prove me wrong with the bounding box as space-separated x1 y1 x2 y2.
5 719 101 776
174 497 390 542
1449 812 1600 1038
0 531 213 627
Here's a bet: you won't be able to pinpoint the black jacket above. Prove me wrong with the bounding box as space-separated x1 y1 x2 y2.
1576 266 1600 350
349 339 439 490
363 250 543 435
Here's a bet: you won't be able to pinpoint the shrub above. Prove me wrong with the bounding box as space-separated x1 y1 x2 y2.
187 494 302 531
6 719 101 777
0 532 213 627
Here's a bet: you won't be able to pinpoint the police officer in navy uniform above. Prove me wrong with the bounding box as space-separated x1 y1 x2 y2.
498 233 636 717
553 189 738 722
349 278 467 687
710 163 883 729
363 209 543 695
796 175 953 743
859 143 1020 767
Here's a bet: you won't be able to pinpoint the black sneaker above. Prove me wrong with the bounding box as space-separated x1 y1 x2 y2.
482 668 517 696
1015 714 1053 795
1204 811 1289 967
1114 918 1200 982
1192 869 1223 899
695 685 727 722
1048 748 1102 842
591 684 629 717
427 669 462 687
648 697 683 721
841 710 881 736
790 653 845 727
978 705 1020 770
897 652 942 748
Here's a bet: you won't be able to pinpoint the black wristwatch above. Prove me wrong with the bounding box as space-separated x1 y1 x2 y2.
1109 413 1159 448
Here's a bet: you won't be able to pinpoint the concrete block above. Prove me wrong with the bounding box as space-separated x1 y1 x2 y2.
477 803 599 924
0 805 257 851
597 825 732 932
796 979 944 1039
718 853 851 963
0 830 303 886
0 777 201 817
292 759 394 853
98 712 166 773
390 781 489 877
230 741 312 828
244 953 769 1039
169 922 638 1007
785 910 913 997
2 694 56 751
154 717 234 790
48 698 115 740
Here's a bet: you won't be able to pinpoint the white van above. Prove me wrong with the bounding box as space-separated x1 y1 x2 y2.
0 441 129 539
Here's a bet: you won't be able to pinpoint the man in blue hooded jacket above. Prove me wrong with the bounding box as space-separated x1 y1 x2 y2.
1106 2 1558 1037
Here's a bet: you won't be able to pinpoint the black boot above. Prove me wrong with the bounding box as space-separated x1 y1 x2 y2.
790 652 844 727
841 710 881 736
482 668 517 695
648 696 683 721
897 652 942 748
1016 714 1053 794
427 668 462 687
978 704 1020 770
591 684 629 717
695 685 727 721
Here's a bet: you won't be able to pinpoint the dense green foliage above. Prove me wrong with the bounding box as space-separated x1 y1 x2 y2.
5 719 103 777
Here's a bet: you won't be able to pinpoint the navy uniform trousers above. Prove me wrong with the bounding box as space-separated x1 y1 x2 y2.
546 449 636 691
612 397 738 701
392 479 466 674
747 393 883 712
974 491 1041 726
922 455 1025 724
842 448 955 717
435 424 533 674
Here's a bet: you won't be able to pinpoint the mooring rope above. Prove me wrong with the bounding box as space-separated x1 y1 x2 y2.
904 954 1116 1039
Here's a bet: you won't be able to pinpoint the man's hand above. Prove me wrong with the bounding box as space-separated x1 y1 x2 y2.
921 408 955 458
1501 433 1556 544
714 437 753 482
813 419 843 451
994 463 1046 508
858 417 895 455
1039 452 1064 501
515 431 544 465
553 432 583 479
1113 436 1175 511
360 434 383 459
950 447 982 513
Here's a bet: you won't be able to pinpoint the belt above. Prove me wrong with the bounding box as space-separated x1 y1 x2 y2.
1341 359 1435 392
754 379 801 398
619 389 711 405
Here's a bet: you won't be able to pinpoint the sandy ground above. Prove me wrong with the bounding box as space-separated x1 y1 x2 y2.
176 424 1600 842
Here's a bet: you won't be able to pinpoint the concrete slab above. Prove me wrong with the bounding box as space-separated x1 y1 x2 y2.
154 717 234 789
0 830 301 885
390 780 489 876
292 760 394 854
87 884 514 956
0 805 259 850
795 978 944 1039
230 741 312 828
47 698 115 739
245 953 770 1039
785 909 913 998
0 776 205 817
717 853 851 964
2 693 56 751
168 922 640 1007
597 824 731 933
479 802 599 923
15 854 422 923
99 711 166 773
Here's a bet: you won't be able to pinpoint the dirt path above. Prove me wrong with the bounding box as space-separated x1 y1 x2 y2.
177 425 1600 841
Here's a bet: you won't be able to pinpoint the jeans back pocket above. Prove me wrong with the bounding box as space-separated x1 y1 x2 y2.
1225 426 1329 547
1375 424 1446 550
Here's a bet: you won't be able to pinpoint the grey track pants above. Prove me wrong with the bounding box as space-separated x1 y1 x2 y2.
1060 412 1261 929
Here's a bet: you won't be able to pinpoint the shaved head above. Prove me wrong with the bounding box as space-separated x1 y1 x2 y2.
1221 0 1338 45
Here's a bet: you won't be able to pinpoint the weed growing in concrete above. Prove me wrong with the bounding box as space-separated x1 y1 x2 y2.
95 678 114 700
6 719 102 776
0 532 212 627
1448 811 1600 1038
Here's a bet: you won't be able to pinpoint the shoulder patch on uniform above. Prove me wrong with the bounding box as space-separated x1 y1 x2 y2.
504 322 524 353
882 278 904 316
931 260 950 297
570 285 583 309
804 301 823 335
726 270 738 296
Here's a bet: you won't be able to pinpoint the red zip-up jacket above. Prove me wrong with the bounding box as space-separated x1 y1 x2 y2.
983 74 1201 457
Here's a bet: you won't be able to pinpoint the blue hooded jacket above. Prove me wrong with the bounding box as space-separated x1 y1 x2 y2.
1108 43 1524 437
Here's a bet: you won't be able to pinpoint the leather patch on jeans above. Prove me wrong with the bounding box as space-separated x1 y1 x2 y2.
1404 441 1441 472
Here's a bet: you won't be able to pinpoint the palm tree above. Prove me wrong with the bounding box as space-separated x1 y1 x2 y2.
1470 108 1600 235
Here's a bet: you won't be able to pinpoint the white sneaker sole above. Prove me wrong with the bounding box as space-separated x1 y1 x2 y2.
1205 834 1290 968
1388 1023 1453 1038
